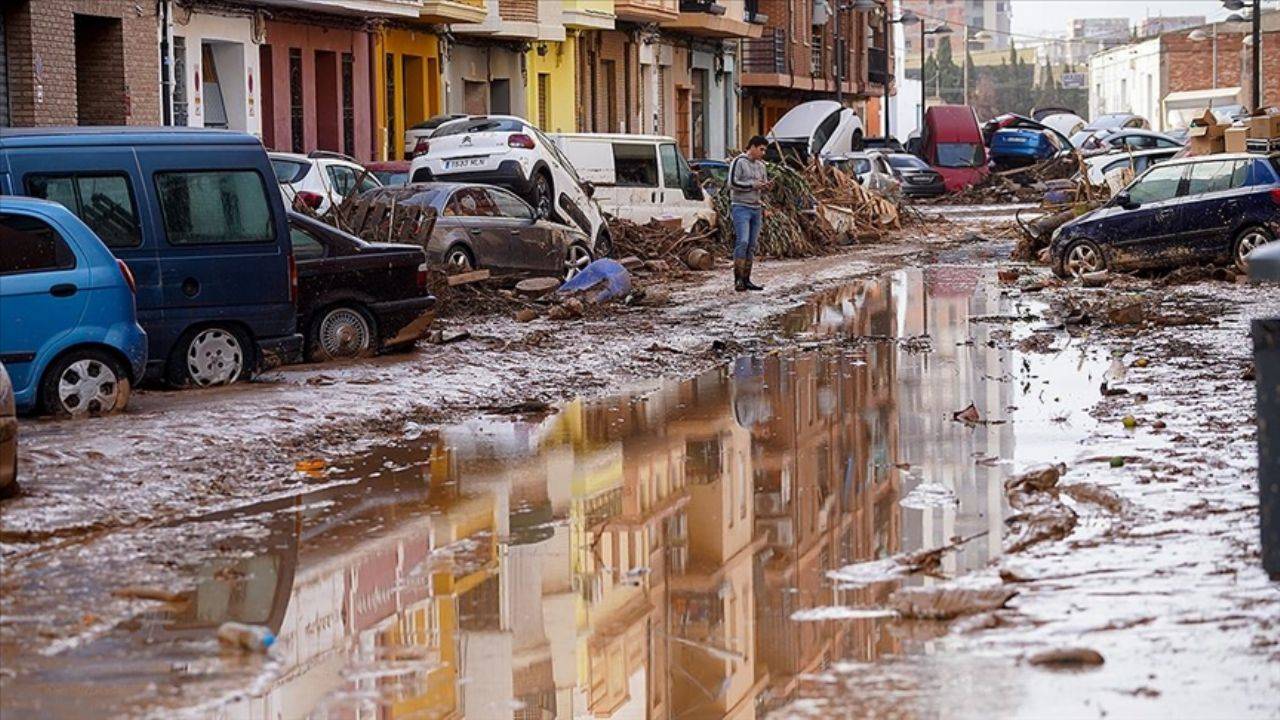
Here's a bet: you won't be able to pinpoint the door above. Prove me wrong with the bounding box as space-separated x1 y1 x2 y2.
1107 163 1187 269
134 146 290 348
0 210 91 393
675 88 691 155
442 186 513 271
1179 159 1250 260
657 142 707 226
486 187 559 272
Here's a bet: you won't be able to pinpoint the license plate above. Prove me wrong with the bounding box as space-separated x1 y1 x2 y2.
445 158 486 170
1006 137 1027 143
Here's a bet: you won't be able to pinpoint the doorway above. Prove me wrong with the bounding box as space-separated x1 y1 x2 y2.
676 88 691 156
463 80 486 115
73 14 126 125
691 69 707 158
314 50 339 151
489 79 510 115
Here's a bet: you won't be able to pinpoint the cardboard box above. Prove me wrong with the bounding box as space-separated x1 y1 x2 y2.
1249 107 1280 139
1225 126 1249 153
1188 108 1229 139
1187 135 1225 156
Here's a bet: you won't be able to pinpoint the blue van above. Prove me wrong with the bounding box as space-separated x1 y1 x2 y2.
0 128 302 386
1 197 148 416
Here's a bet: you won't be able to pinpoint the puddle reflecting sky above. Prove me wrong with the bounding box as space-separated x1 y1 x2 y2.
5 268 1110 719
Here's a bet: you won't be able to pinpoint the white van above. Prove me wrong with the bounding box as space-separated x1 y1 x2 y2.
551 134 716 231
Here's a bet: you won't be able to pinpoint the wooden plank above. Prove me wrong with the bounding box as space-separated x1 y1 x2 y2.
446 269 491 286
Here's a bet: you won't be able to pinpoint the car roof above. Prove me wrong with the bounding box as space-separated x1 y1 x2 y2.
1158 152 1270 167
0 126 262 148
0 195 73 213
1086 148 1180 165
268 152 310 161
554 132 679 144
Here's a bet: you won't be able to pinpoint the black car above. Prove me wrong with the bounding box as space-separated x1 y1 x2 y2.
862 136 906 153
288 213 435 362
1051 153 1280 278
879 152 946 198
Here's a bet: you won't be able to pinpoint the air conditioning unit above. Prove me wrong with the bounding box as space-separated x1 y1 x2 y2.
812 0 831 26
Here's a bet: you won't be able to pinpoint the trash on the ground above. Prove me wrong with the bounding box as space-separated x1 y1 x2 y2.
548 297 585 320
1027 647 1105 667
1110 456 1126 468
217 622 275 653
112 586 187 604
557 259 633 304
1122 415 1138 429
683 248 713 271
1005 464 1079 553
428 330 471 345
446 269 491 287
952 403 982 424
888 583 1019 620
514 277 561 298
514 308 539 323
1080 271 1110 288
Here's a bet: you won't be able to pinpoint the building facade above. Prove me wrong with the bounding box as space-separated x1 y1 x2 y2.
901 0 1011 61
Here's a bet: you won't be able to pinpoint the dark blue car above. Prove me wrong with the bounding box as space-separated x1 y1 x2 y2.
0 128 303 386
989 127 1064 169
1051 153 1280 277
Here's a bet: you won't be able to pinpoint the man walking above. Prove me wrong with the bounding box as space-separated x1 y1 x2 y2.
728 136 772 292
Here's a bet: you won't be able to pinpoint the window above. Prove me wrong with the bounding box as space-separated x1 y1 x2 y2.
612 143 658 187
341 53 355 157
1156 138 1181 148
811 26 824 76
289 49 304 154
0 214 76 274
536 73 550 130
1128 164 1183 204
271 159 310 184
1186 160 1238 196
486 188 533 220
155 170 274 245
289 225 326 260
1119 134 1156 150
887 154 931 170
658 143 681 189
431 117 525 137
935 143 984 168
326 165 359 196
25 173 141 248
444 187 499 217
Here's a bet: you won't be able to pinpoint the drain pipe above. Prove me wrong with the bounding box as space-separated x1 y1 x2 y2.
159 0 174 125
1249 241 1280 580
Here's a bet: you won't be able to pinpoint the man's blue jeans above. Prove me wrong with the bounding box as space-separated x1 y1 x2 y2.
731 204 762 261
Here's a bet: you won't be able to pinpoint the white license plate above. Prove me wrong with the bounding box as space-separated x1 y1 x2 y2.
1006 137 1027 143
445 158 487 170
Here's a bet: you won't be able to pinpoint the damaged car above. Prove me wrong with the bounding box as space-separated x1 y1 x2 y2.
1051 153 1280 277
360 183 595 280
288 212 435 361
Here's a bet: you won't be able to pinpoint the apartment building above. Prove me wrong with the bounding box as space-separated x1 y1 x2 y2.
901 0 1011 62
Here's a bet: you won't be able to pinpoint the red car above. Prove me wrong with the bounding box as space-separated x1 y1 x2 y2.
921 105 989 191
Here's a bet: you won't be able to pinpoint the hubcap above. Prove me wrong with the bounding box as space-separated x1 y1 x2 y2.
57 359 119 415
448 250 472 271
536 179 552 219
564 245 592 280
187 329 244 386
1237 230 1270 269
1066 244 1102 277
319 308 371 358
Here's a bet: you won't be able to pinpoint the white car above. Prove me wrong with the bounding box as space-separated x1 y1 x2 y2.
1081 147 1181 188
403 113 468 158
767 100 865 164
269 151 381 214
1077 128 1185 156
826 152 900 194
410 115 611 255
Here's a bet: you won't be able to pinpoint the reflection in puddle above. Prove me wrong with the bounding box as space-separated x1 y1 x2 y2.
13 268 1109 718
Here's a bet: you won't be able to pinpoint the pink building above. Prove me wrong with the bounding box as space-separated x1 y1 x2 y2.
260 19 374 161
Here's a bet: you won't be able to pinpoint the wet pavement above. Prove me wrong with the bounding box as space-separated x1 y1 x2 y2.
1 267 1124 718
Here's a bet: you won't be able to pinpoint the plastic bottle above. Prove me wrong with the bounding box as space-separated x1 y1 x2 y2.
217 622 276 653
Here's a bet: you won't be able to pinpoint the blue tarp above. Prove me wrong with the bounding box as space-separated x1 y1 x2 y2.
557 259 633 304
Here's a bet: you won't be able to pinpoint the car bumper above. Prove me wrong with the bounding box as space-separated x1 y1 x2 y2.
427 160 535 197
901 182 946 197
256 333 305 370
370 296 437 338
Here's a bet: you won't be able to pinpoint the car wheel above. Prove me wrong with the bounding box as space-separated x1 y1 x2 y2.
594 228 614 258
1233 225 1274 273
563 243 594 281
1063 239 1106 278
311 304 378 362
39 348 131 418
532 172 555 220
172 326 248 387
446 245 475 272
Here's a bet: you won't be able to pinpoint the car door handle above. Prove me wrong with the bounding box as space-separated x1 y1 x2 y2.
49 283 77 297
469 228 482 235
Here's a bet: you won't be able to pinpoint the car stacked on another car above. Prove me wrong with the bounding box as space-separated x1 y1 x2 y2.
0 197 147 417
271 150 383 213
408 115 611 256
360 183 596 280
288 213 434 362
1051 152 1280 278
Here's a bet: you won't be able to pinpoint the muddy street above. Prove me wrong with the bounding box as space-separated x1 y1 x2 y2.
3 205 1277 718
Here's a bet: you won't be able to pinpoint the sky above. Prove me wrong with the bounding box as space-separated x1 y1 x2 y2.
1010 0 1232 38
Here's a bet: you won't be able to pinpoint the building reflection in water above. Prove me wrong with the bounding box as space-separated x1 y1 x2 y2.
132 268 1034 719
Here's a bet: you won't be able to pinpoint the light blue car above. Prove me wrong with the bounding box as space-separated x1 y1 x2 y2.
0 197 147 416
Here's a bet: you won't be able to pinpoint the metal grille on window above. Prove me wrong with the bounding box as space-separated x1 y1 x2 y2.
537 73 550 130
172 36 188 126
811 27 823 76
341 53 354 157
289 48 303 154
385 55 396 159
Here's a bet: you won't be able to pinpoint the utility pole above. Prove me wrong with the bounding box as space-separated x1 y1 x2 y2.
834 1 844 105
1252 0 1262 110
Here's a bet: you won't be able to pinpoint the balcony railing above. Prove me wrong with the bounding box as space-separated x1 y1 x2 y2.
869 47 889 86
742 27 788 75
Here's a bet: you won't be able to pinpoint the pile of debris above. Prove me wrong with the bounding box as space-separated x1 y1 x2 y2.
609 217 720 270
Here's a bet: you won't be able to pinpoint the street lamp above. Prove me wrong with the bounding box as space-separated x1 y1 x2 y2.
1223 0 1263 110
848 0 918 141
921 23 953 127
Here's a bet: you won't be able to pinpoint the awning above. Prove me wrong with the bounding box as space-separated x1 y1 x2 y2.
1162 87 1243 128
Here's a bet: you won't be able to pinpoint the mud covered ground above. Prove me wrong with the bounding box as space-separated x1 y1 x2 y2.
2 204 1278 718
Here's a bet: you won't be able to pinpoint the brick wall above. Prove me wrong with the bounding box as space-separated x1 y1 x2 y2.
580 30 639 133
1163 30 1279 109
2 0 159 127
498 0 539 23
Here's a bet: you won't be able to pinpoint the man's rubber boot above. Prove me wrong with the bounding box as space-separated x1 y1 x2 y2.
743 260 764 291
734 259 747 292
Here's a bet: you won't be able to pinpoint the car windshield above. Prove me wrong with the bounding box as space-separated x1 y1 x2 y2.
373 172 410 186
433 118 525 138
888 155 930 170
936 143 983 168
271 159 309 184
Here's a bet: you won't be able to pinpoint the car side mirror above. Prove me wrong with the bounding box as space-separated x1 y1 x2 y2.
1115 191 1138 209
582 181 596 199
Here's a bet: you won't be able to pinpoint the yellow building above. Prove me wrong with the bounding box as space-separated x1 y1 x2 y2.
373 27 444 161
526 36 580 133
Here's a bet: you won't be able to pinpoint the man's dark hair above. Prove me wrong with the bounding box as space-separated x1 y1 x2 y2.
747 135 768 149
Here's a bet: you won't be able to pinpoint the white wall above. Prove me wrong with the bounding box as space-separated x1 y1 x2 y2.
172 10 261 136
1087 37 1164 128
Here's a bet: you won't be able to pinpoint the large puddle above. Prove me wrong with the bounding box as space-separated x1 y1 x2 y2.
3 267 1110 719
